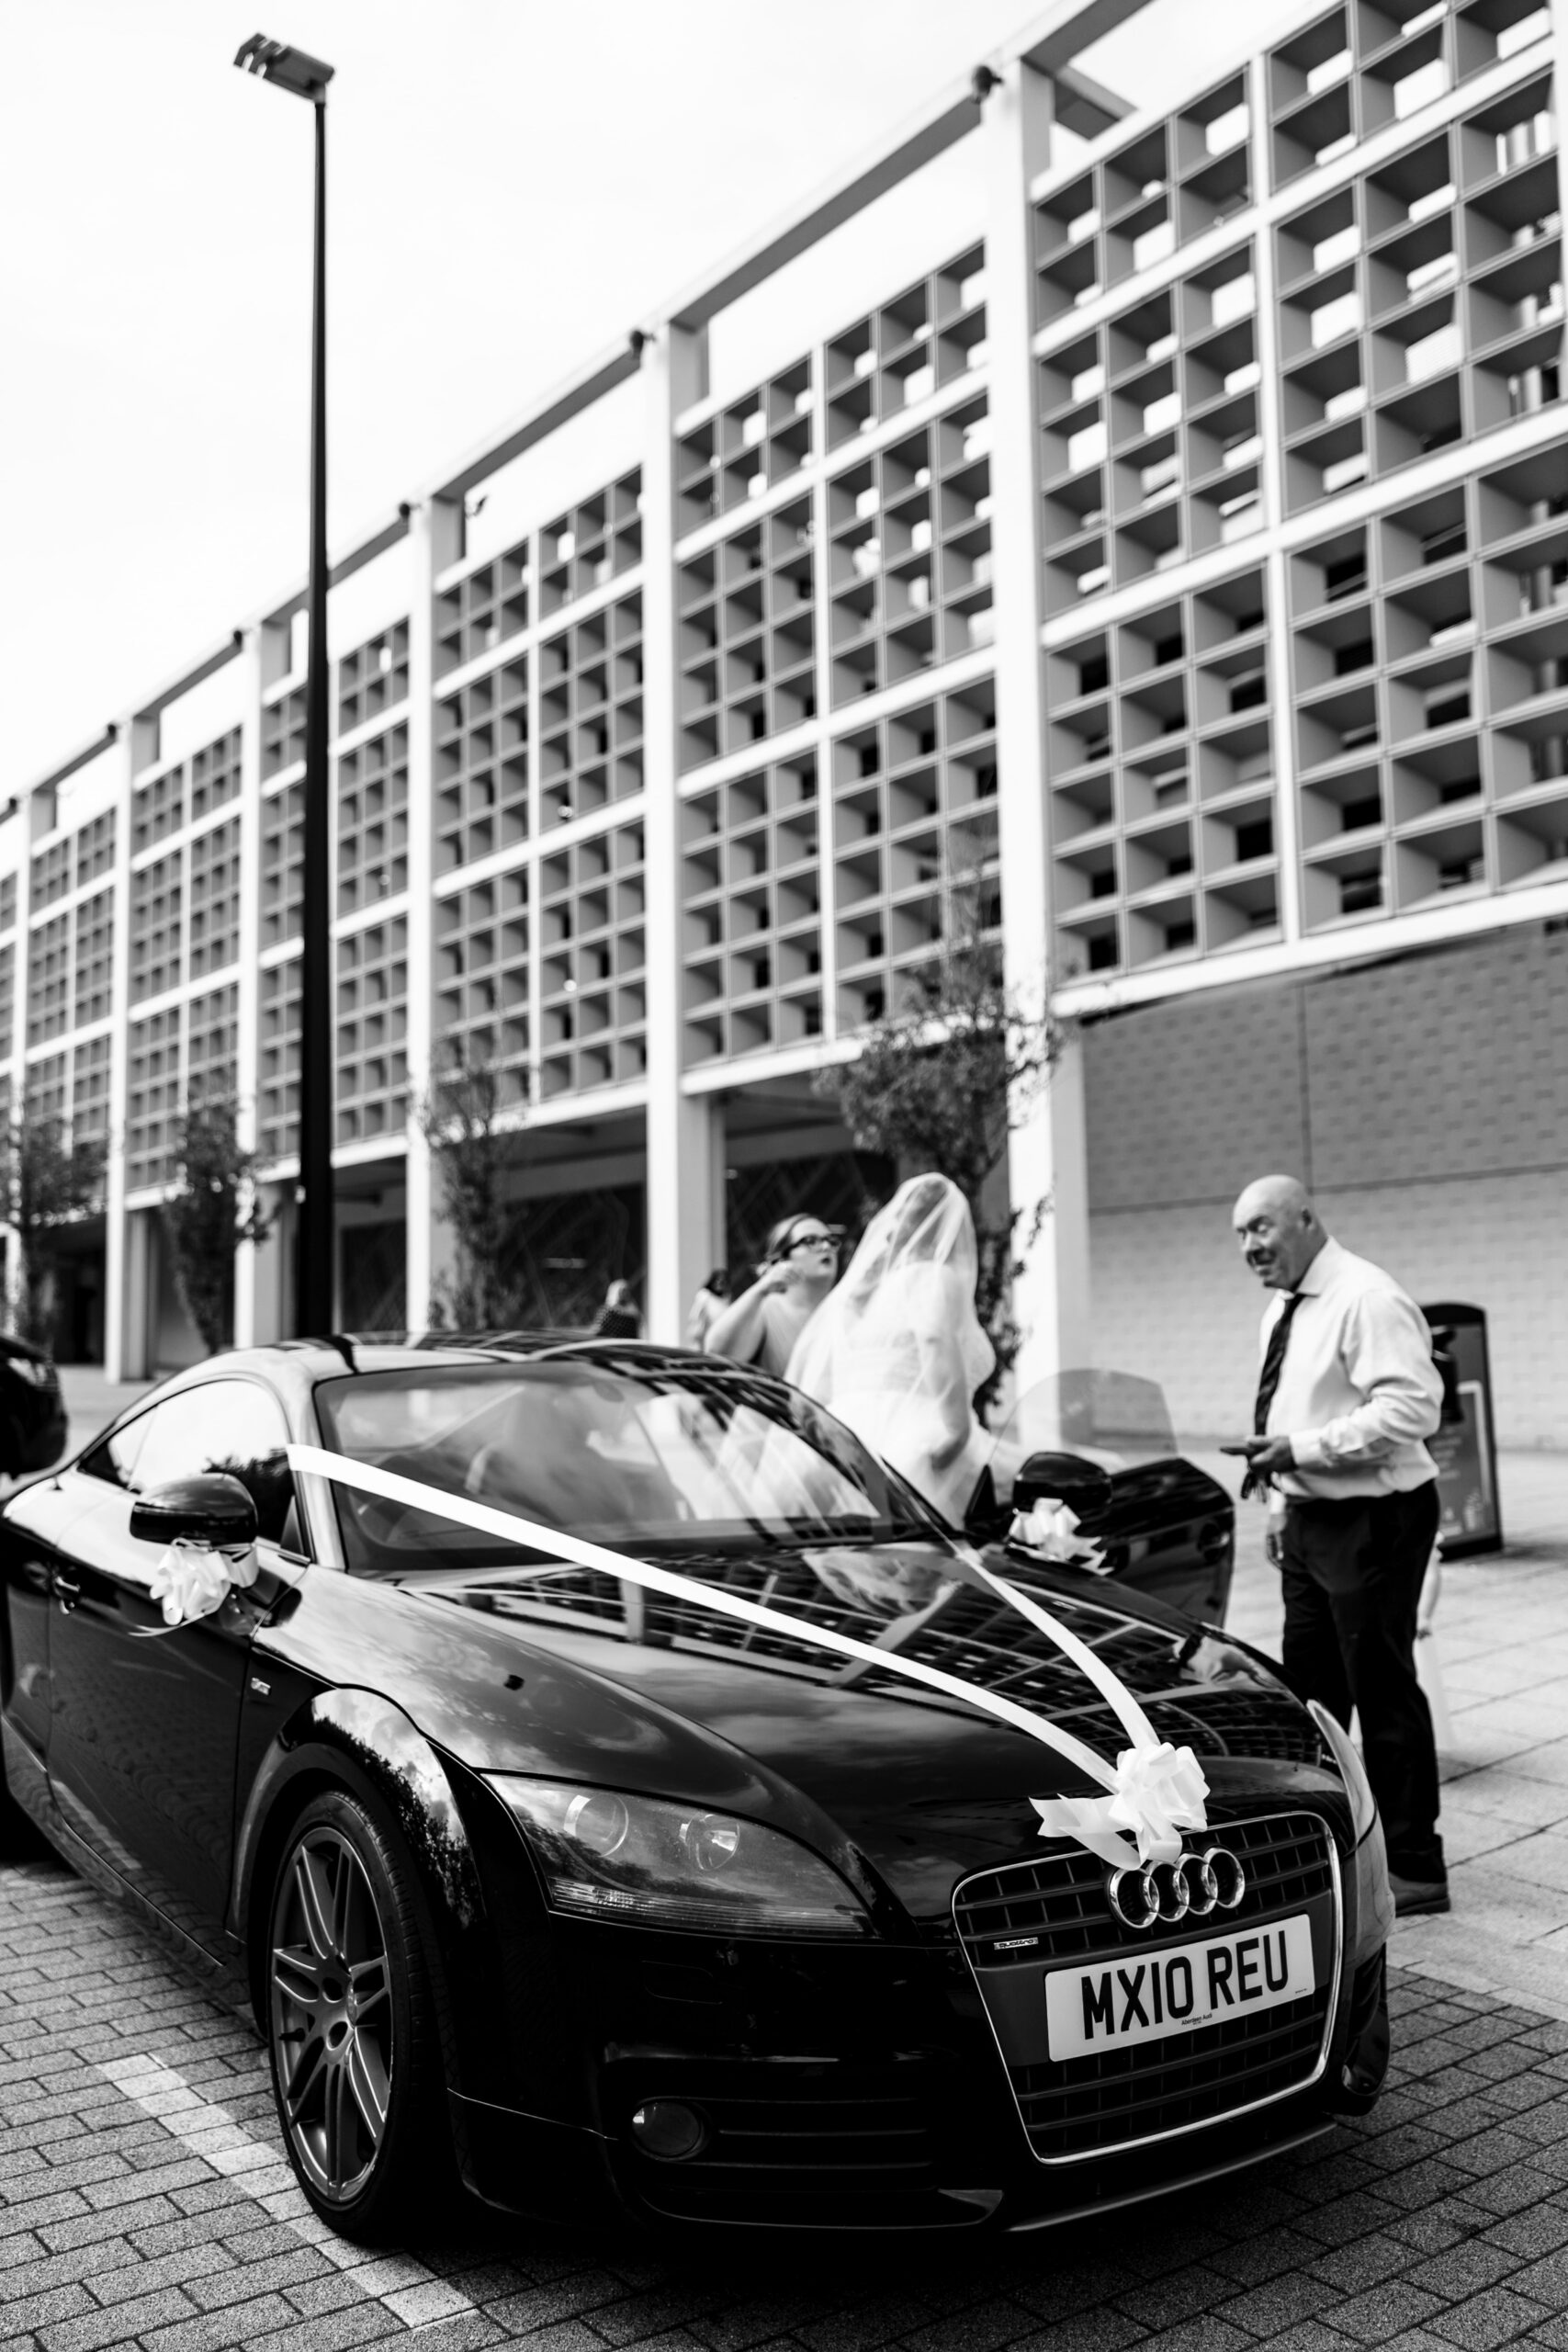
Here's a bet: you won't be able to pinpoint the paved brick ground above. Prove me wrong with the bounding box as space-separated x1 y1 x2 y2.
8 1851 1568 2352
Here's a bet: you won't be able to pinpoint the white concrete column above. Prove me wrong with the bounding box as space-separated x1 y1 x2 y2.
809 378 840 1045
2 792 37 1335
231 628 265 1346
660 1095 725 1338
121 1205 153 1383
101 729 137 1378
248 1179 289 1344
1011 1027 1091 1386
640 320 716 1343
981 61 1092 1383
403 494 461 1327
1248 48 1303 950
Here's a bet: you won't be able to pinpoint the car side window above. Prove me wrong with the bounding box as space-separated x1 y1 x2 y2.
120 1381 298 1546
80 1414 153 1491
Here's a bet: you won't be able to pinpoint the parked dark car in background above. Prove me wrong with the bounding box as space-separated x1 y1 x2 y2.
0 1335 67 1479
0 1338 1390 2244
977 1367 1235 1623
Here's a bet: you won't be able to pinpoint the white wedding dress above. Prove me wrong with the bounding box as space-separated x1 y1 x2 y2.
787 1177 996 1523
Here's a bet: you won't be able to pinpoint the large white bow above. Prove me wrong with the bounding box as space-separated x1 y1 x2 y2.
1031 1738 1211 1868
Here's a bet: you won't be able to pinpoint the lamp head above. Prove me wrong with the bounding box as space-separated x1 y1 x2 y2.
233 33 334 102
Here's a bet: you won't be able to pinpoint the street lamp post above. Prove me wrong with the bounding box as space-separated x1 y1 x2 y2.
234 33 336 1338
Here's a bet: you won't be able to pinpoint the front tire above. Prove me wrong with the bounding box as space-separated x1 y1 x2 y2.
265 1787 453 2240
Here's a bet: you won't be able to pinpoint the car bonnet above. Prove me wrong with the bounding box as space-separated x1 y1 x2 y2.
410 1540 1321 1919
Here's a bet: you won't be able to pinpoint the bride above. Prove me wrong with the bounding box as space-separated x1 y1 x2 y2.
787 1172 995 1523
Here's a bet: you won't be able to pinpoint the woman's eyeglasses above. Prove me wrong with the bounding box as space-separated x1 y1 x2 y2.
784 1228 843 1257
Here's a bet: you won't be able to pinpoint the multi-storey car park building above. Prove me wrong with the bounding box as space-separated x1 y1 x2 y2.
9 0 1566 1446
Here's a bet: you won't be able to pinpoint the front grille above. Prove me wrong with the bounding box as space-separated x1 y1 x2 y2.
1014 1984 1330 2159
955 1810 1335 1966
954 1810 1338 2162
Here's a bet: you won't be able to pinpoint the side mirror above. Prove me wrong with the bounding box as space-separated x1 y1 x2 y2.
130 1473 258 1550
1013 1451 1113 1522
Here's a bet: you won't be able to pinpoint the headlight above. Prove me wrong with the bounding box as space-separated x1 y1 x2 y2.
489 1776 871 1939
1309 1701 1378 1844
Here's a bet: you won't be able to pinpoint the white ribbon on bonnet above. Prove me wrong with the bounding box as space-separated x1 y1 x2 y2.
287 1444 1210 1871
997 1500 1208 1860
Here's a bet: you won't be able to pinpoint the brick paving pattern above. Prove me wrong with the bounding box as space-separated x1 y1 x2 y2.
8 1852 1568 2352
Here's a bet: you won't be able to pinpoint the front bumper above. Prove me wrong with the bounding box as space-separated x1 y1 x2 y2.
451 1802 1391 2236
453 2073 1344 2237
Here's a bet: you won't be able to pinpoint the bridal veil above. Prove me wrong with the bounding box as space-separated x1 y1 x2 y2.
786 1173 996 1522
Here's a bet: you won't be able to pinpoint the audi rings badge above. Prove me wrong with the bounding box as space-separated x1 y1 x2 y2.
1106 1846 1247 1931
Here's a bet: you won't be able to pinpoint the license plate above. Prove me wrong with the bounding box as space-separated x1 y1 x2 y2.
1045 1913 1315 2061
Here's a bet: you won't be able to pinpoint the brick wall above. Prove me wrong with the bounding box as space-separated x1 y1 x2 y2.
1084 926 1568 1449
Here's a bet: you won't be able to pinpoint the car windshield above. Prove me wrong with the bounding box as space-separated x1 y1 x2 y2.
312 1360 939 1572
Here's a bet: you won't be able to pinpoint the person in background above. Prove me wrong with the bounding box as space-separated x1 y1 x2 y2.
1223 1172 1448 1917
703 1217 841 1379
685 1267 730 1351
786 1173 994 1522
594 1279 641 1340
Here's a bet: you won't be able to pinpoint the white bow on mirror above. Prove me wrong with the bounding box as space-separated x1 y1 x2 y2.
1010 1498 1109 1572
148 1537 260 1628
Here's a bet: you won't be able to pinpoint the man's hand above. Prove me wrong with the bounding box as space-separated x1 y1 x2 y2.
1220 1433 1295 1500
1220 1435 1296 1476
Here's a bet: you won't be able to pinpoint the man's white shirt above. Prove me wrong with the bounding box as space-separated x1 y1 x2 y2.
1258 1237 1441 1501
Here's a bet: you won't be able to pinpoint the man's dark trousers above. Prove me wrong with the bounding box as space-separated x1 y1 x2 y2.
1280 1481 1443 1881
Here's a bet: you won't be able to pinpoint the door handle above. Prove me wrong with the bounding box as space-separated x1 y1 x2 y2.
53 1568 81 1612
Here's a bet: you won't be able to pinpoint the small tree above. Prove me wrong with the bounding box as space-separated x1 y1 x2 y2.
0 1092 106 1348
815 862 1060 1399
162 1094 269 1355
416 1046 525 1329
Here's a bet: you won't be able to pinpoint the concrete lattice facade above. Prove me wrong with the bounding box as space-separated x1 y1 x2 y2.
7 0 1566 1440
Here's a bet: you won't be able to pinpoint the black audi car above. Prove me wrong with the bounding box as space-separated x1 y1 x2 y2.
0 1338 1391 2243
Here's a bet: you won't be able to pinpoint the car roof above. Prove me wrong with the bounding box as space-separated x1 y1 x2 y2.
143 1333 764 1397
299 1332 737 1372
80 1337 784 1452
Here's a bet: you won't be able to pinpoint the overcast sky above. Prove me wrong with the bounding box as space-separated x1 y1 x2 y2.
0 0 1303 797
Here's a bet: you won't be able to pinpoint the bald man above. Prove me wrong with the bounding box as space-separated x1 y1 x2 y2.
1225 1176 1448 1916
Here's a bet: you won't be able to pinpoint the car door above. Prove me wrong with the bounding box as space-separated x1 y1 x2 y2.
0 1472 108 1817
46 1376 304 1950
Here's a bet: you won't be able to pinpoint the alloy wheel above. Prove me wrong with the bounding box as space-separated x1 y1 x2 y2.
269 1824 394 2202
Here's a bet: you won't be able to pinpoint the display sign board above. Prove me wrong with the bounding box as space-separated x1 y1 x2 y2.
1422 1301 1502 1557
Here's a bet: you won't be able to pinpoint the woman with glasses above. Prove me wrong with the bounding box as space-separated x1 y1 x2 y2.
786 1173 995 1523
702 1216 842 1379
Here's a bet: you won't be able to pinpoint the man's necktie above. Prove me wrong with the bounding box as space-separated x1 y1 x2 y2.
1245 1291 1303 1498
